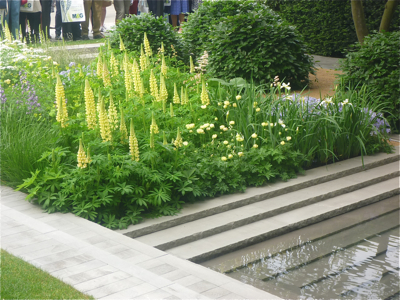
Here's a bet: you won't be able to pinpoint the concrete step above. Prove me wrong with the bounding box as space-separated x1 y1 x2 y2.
201 195 400 273
135 162 400 251
117 149 400 239
165 177 399 263
49 43 103 54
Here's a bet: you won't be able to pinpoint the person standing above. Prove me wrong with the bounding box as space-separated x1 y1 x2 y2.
40 0 52 38
3 0 21 39
20 0 42 43
55 0 62 39
114 0 130 23
81 0 103 39
170 0 188 32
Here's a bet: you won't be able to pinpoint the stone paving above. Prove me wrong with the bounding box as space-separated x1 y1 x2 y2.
1 185 280 300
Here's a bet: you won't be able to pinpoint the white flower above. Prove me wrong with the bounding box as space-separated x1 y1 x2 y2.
323 97 333 104
341 99 352 106
228 154 233 159
251 133 257 139
186 123 195 130
229 121 235 125
201 105 207 109
220 125 225 130
183 141 188 146
280 141 285 145
253 144 258 148
223 140 229 145
210 124 215 128
281 82 291 90
256 108 261 112
238 152 244 157
233 103 237 108
223 127 228 132
212 134 217 139
286 136 292 141
221 156 227 161
224 100 230 106
236 95 242 100
197 128 205 134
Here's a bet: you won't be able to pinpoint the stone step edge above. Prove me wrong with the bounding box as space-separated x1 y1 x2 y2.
122 153 400 239
184 188 400 264
154 171 400 251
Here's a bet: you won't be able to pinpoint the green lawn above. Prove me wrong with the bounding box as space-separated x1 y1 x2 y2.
1 249 94 300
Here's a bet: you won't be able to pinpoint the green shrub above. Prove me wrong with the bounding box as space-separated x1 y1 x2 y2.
183 0 314 88
270 0 400 57
108 13 180 58
338 31 400 131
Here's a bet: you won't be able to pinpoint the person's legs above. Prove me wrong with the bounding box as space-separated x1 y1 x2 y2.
27 12 40 43
40 0 52 38
19 12 27 42
101 7 106 27
123 0 130 18
5 0 21 38
114 0 124 24
81 0 92 38
91 0 102 37
55 0 62 38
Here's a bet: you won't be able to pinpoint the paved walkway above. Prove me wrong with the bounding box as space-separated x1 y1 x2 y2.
1 186 280 300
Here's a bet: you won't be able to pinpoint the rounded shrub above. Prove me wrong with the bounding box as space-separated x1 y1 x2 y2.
338 31 400 131
108 13 179 57
182 0 314 88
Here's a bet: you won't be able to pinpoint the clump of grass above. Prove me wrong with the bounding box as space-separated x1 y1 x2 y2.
0 249 94 300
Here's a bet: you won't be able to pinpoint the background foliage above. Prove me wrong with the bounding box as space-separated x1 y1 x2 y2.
182 0 314 88
268 0 400 57
338 31 400 132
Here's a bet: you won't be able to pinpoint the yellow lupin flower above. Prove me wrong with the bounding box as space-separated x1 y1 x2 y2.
119 108 128 143
77 139 88 169
55 74 68 128
180 86 185 105
119 35 125 51
103 63 111 87
174 128 183 148
161 54 167 76
129 119 140 161
159 74 168 103
189 56 195 74
108 94 118 130
98 97 112 142
144 32 152 56
201 80 210 105
132 59 141 93
110 52 119 77
149 69 159 101
124 60 132 94
139 44 147 71
160 42 165 53
173 83 180 104
84 79 97 129
96 54 103 78
150 112 159 134
3 22 12 42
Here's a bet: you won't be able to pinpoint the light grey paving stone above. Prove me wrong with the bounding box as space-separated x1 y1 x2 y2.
132 289 174 299
201 287 231 299
14 207 47 219
136 257 167 270
147 263 177 276
20 243 73 261
173 275 203 287
220 281 280 300
3 201 34 210
220 293 243 299
84 234 110 245
104 244 131 255
10 239 63 256
44 217 78 231
31 248 85 266
125 253 153 264
45 230 92 250
74 270 131 292
187 280 218 293
162 283 211 300
93 239 121 249
73 230 100 240
63 225 91 236
40 253 95 273
51 259 107 279
99 282 158 299
1 224 31 236
109 234 167 258
4 209 56 234
64 265 119 285
0 194 27 204
113 249 142 259
2 230 51 250
0 215 14 223
87 276 144 299
164 295 182 300
161 269 190 282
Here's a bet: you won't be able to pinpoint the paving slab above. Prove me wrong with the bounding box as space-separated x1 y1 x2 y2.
1 185 279 300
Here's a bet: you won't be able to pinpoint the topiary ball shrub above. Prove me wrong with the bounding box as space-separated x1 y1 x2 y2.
183 0 314 88
338 31 400 132
108 13 179 57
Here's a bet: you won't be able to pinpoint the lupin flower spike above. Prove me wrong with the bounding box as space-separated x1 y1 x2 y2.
98 97 112 142
119 35 125 51
55 74 68 127
132 59 141 93
110 52 119 77
103 63 111 87
173 83 180 104
119 107 128 143
150 112 159 134
129 119 140 161
77 139 88 169
84 79 97 129
174 128 183 148
108 94 118 130
159 74 168 103
190 56 195 74
140 44 147 71
144 32 152 56
180 86 185 105
161 42 165 53
201 79 210 105
149 69 159 100
97 54 103 78
161 54 167 76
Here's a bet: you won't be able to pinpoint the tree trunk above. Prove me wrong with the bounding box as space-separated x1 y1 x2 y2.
351 0 369 44
380 0 399 32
